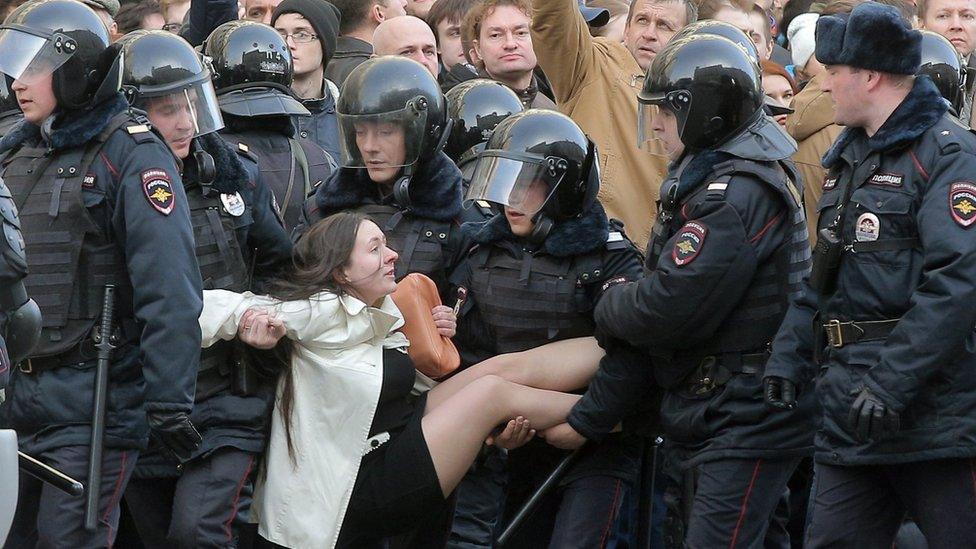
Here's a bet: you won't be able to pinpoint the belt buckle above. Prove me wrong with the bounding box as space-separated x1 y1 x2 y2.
825 319 844 348
18 359 32 374
694 356 717 395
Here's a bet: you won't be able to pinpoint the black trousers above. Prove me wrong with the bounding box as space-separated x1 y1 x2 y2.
805 458 976 548
5 445 138 549
684 457 800 549
123 447 257 549
447 447 508 549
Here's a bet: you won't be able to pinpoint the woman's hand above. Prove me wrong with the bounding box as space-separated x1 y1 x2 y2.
238 309 285 350
431 305 457 338
540 422 587 450
486 416 536 450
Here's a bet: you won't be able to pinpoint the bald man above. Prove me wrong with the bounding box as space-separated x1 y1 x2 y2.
373 15 440 76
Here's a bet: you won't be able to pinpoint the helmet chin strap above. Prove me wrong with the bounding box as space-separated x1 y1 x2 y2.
192 138 216 188
527 213 553 245
392 162 416 209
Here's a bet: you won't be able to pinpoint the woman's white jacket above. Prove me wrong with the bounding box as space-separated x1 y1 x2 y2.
198 289 409 549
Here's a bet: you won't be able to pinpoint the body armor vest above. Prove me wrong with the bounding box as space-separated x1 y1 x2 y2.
648 157 811 361
468 244 598 354
222 130 333 231
4 115 136 357
184 181 250 381
354 203 454 291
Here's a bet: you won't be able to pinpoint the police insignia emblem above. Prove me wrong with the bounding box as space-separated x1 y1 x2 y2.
855 212 880 242
142 169 175 215
672 222 707 266
220 192 246 217
950 182 976 227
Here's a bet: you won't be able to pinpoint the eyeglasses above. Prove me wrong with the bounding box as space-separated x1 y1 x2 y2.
162 22 181 33
277 30 318 44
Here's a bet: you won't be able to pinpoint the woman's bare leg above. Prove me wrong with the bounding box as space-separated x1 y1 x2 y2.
425 337 604 412
421 375 581 497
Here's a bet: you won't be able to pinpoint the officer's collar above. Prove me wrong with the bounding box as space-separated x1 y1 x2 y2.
668 150 735 204
463 201 611 258
0 94 129 154
822 75 948 169
316 151 463 222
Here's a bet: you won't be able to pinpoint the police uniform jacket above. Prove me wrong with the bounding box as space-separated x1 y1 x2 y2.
766 76 976 465
302 151 470 300
0 95 202 453
199 289 411 549
135 132 293 477
595 119 815 467
453 201 645 484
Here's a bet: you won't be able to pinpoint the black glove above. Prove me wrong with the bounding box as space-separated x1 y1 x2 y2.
148 411 203 462
848 387 900 443
764 376 797 410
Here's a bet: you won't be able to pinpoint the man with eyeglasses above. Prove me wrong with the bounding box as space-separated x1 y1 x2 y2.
272 0 342 162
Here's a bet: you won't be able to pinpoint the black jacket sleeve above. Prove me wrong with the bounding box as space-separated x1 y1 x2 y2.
180 0 239 47
244 168 293 290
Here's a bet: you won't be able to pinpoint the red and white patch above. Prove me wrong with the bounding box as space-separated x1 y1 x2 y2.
949 182 976 228
672 221 707 267
142 169 175 215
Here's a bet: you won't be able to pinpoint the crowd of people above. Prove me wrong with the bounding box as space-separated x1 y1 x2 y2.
0 0 975 547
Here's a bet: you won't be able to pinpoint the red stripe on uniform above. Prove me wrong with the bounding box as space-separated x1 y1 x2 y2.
598 479 624 548
103 450 129 549
99 151 119 179
909 149 929 181
749 211 784 245
729 459 763 549
223 454 256 542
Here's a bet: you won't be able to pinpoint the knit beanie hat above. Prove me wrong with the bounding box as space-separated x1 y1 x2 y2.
272 0 341 68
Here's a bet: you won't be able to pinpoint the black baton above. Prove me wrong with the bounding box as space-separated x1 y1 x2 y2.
496 448 584 546
18 451 84 496
84 285 116 531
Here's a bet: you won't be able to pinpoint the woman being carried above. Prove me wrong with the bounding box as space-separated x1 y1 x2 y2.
199 212 606 549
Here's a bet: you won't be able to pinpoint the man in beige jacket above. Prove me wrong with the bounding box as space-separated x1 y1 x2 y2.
532 0 697 248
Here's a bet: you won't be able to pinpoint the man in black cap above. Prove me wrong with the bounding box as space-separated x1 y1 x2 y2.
763 3 976 546
272 0 342 162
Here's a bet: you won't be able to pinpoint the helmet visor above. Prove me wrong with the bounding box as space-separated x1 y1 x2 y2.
139 82 225 138
465 152 558 216
0 28 75 84
337 105 428 169
637 91 691 149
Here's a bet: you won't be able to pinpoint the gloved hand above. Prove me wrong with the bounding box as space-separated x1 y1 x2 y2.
763 376 797 410
848 387 900 443
148 411 202 462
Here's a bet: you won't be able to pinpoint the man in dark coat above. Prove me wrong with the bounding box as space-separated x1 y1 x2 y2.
764 4 976 546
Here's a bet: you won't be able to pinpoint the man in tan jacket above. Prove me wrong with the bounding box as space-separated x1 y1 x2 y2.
532 0 697 248
787 71 843 244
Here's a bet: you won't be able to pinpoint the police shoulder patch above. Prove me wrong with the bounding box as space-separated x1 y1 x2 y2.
672 221 707 266
142 169 175 215
950 182 976 227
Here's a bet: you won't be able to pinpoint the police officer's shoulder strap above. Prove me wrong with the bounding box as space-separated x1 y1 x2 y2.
234 142 259 164
119 109 160 146
605 217 641 257
708 158 801 209
933 120 965 155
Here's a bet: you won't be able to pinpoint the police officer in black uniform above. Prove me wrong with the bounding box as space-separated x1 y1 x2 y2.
302 56 471 300
918 30 967 119
444 78 524 182
110 30 293 548
763 4 976 546
203 20 335 232
592 34 814 547
0 79 21 140
454 109 646 548
0 0 203 545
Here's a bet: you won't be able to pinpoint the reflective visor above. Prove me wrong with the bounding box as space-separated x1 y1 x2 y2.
337 105 427 169
0 27 75 84
637 93 691 150
465 153 557 216
140 82 225 138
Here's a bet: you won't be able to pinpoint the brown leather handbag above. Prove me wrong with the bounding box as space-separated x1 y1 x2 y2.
390 273 461 379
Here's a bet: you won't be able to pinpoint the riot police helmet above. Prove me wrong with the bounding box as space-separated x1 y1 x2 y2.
203 20 308 118
466 110 599 225
0 0 120 111
336 56 450 171
118 30 224 139
918 30 966 114
639 34 763 150
671 20 760 65
445 79 524 176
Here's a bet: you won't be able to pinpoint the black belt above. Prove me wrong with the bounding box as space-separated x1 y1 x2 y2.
20 347 94 374
822 318 899 348
684 350 770 395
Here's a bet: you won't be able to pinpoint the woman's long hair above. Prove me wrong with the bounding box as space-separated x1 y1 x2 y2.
268 211 369 461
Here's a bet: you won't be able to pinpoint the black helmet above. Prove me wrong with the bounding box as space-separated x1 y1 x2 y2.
918 30 966 114
639 34 763 150
466 110 599 232
0 0 120 111
671 20 760 65
337 56 450 170
119 30 224 137
445 79 524 172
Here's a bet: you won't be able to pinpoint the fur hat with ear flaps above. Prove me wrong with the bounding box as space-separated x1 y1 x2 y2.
815 2 922 75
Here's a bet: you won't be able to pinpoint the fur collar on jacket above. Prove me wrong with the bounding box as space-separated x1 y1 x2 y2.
464 200 610 258
0 93 129 154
